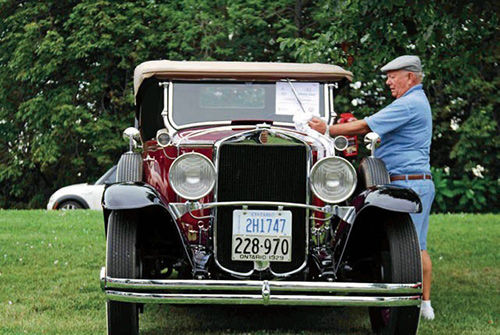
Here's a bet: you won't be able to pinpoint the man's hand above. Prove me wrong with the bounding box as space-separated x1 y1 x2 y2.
308 117 328 135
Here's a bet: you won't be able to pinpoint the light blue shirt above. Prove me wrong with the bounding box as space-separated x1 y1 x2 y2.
365 84 432 175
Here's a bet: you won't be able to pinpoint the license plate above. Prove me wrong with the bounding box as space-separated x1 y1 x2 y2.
231 209 292 262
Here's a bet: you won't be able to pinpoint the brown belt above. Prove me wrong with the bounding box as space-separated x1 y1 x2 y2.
390 174 432 181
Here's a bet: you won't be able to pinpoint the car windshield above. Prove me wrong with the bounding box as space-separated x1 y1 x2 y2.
94 166 117 185
171 81 326 127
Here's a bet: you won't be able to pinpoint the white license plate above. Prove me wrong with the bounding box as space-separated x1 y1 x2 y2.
231 209 292 262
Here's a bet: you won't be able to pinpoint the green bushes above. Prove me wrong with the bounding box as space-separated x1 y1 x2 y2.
432 167 499 213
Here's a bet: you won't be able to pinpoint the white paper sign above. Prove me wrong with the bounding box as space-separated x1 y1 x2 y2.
275 82 320 116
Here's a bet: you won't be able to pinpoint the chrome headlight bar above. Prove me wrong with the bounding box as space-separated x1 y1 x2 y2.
169 201 355 224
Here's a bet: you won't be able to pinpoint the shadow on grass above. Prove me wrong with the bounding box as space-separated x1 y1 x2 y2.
140 305 372 334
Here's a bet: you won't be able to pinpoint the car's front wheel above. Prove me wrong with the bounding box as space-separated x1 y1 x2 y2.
58 200 83 210
368 214 422 335
106 211 140 335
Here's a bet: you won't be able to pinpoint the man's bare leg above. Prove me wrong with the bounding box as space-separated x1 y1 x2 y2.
422 250 432 300
421 250 435 320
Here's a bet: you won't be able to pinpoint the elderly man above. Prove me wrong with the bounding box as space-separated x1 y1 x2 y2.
309 55 435 320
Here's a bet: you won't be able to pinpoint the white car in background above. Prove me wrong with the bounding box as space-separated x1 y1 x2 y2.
47 166 117 210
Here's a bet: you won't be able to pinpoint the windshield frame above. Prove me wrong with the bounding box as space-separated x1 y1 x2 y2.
165 80 334 131
93 165 117 185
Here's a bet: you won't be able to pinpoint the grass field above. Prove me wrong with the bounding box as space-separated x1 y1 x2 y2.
0 210 498 334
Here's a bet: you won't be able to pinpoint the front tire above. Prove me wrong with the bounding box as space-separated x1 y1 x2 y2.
369 214 422 334
106 211 140 335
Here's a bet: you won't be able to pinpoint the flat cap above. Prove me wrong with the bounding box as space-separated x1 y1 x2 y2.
380 55 422 73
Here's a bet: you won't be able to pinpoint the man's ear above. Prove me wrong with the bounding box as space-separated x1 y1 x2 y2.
407 72 416 84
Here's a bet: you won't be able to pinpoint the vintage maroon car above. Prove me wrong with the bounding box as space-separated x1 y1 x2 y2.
100 61 423 335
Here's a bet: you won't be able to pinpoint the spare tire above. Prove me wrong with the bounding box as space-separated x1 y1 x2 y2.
116 152 143 182
358 157 390 189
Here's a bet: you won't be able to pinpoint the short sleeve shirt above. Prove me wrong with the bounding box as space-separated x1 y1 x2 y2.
364 84 432 175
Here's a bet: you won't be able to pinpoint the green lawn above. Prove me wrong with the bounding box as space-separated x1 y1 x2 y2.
0 211 498 334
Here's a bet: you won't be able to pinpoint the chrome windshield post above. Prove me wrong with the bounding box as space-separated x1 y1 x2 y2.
159 81 176 135
327 83 337 124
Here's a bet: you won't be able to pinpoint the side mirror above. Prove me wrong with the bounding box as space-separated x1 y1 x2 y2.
123 127 141 152
364 132 380 157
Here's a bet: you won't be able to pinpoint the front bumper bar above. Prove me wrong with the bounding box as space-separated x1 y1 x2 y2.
100 268 421 307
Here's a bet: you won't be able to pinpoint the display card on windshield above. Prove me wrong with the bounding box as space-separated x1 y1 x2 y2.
275 82 319 116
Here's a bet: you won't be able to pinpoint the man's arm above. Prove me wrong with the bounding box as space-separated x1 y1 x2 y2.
308 117 372 136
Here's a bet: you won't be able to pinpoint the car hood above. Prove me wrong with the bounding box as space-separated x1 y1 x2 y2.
163 124 334 158
169 125 311 145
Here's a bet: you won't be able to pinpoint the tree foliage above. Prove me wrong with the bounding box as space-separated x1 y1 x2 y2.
280 0 500 212
0 0 498 212
0 0 302 208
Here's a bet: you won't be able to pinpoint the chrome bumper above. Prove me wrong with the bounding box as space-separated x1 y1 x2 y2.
100 267 421 307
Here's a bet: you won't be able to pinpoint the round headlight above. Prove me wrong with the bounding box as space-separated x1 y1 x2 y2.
168 153 216 200
310 156 357 203
156 129 171 147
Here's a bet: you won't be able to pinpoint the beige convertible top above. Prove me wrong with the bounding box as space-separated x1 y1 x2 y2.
134 60 353 96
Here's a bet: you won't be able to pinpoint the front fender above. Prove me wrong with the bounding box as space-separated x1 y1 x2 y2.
102 182 194 270
102 182 166 210
352 185 422 215
334 186 421 275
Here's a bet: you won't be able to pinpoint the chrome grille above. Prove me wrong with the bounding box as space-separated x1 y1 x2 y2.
215 142 308 276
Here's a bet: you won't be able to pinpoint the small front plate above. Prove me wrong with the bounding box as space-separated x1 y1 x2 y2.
231 209 292 262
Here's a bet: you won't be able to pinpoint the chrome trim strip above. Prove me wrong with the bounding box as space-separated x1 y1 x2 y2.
160 82 177 135
169 202 355 225
170 120 303 132
168 80 174 130
105 291 421 307
173 126 253 147
327 83 336 124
